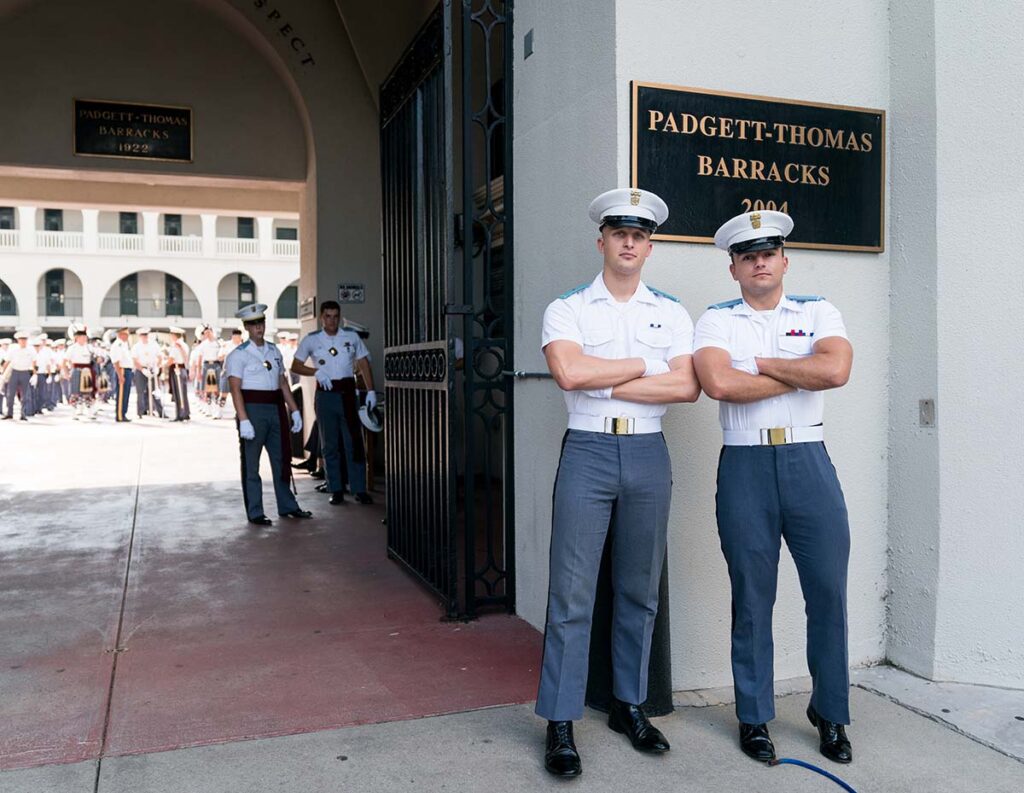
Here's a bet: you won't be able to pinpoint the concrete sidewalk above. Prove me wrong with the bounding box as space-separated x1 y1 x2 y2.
3 684 1022 793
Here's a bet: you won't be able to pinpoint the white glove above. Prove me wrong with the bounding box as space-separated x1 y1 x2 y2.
642 358 670 377
239 419 255 440
365 389 378 411
29 374 38 387
290 410 302 434
583 387 613 399
731 357 759 375
315 368 333 390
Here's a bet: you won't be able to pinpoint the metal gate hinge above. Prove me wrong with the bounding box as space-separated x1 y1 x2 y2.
444 304 472 315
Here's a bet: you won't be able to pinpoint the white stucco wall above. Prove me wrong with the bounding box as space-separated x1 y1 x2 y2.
512 1 619 633
929 1 1024 686
514 0 891 694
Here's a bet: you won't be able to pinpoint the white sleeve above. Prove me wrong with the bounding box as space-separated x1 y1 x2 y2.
541 298 583 350
812 300 848 342
693 310 732 353
294 334 314 363
667 302 695 359
225 350 245 379
354 335 370 361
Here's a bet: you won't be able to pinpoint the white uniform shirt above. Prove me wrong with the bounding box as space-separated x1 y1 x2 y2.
65 342 92 366
196 339 222 367
7 344 37 371
692 295 847 430
35 347 53 373
295 330 368 380
541 272 694 420
110 339 133 368
169 340 189 366
225 340 285 391
132 340 162 370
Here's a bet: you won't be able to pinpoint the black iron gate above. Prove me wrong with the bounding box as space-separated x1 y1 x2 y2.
381 1 514 618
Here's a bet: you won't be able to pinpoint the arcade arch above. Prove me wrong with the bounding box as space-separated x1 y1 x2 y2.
99 270 203 323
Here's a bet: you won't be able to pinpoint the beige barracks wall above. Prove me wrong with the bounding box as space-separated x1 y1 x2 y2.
0 0 306 180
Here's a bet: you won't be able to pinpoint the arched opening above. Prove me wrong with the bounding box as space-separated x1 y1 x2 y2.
275 279 299 320
35 268 83 319
100 270 202 321
0 276 17 317
217 271 257 320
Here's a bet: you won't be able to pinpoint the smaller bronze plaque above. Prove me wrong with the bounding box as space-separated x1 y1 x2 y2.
74 99 193 163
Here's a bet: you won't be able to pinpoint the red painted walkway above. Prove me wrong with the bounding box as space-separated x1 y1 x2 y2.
0 418 542 771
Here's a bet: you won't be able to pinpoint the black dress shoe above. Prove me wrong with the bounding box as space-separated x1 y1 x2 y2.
315 483 328 493
281 509 313 519
544 720 581 777
807 705 852 764
739 722 776 762
248 515 272 526
330 492 346 505
310 468 325 480
608 698 670 753
354 492 373 505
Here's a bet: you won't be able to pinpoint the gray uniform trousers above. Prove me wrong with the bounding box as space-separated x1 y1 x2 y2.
716 441 850 726
315 389 366 495
134 370 164 417
535 429 672 722
239 402 300 519
5 370 31 418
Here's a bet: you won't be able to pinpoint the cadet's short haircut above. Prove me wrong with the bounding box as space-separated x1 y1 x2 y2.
320 300 341 314
231 328 243 336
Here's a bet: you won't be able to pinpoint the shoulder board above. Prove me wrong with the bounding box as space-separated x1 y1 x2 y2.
267 341 278 349
648 286 680 303
558 283 588 300
787 294 824 303
238 341 250 350
707 298 743 310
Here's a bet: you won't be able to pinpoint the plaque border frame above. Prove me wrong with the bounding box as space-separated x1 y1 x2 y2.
630 80 886 253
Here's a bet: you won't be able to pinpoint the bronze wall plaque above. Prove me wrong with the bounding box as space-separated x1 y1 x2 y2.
632 81 885 252
74 98 193 163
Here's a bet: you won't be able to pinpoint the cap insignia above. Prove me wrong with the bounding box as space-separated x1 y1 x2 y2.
630 190 641 206
750 212 762 229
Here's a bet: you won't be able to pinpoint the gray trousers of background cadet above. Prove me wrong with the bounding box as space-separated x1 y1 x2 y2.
535 430 672 722
316 390 366 495
239 402 299 520
134 369 164 417
716 442 850 726
5 370 32 418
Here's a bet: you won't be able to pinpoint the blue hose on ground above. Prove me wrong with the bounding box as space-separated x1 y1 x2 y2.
768 757 858 792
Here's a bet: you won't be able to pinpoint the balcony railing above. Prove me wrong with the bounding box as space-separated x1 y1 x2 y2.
0 229 18 249
101 297 201 318
272 239 300 258
98 232 144 252
37 296 84 317
216 237 258 256
36 231 84 251
159 235 202 254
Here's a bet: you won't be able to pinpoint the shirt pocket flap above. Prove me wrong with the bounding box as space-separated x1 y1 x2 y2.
778 336 814 356
582 326 614 346
636 326 672 348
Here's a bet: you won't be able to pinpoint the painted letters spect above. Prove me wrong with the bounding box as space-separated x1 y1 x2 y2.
631 82 885 252
253 0 316 67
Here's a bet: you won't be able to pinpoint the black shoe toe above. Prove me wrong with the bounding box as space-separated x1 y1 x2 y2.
807 705 852 764
281 509 313 519
330 492 346 505
544 721 581 777
248 515 272 526
608 699 670 753
739 722 776 762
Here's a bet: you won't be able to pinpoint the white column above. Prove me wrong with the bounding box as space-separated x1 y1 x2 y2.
256 216 274 259
82 209 99 253
142 211 160 255
17 206 36 251
201 213 217 258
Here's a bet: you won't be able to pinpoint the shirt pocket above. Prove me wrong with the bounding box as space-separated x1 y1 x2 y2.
581 324 614 354
778 336 814 358
635 325 672 355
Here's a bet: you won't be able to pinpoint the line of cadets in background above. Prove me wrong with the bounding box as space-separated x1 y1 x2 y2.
0 325 301 421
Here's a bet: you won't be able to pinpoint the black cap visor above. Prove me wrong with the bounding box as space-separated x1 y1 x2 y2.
600 215 658 233
729 235 785 254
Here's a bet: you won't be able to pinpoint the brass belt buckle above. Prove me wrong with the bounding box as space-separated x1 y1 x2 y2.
606 416 634 435
764 427 788 446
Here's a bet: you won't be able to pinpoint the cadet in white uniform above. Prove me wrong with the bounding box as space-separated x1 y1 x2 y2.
2 331 36 420
692 210 854 765
110 327 134 422
132 328 164 417
167 327 191 421
536 188 700 777
226 303 311 525
291 300 377 505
